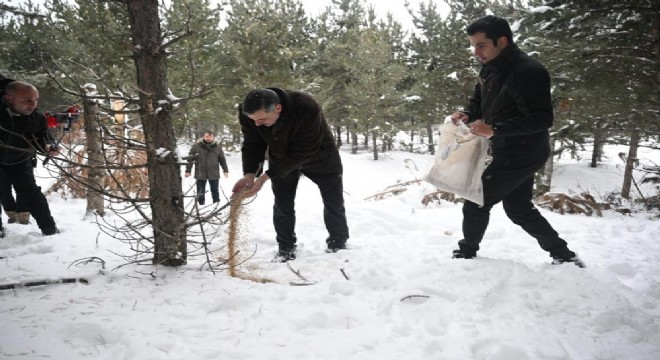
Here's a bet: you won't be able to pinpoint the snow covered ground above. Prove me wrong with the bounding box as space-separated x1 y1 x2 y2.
1 144 659 360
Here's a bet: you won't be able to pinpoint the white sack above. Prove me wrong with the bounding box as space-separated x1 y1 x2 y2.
424 121 489 206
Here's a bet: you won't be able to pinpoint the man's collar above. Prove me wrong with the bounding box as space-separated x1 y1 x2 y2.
5 106 21 117
486 44 520 71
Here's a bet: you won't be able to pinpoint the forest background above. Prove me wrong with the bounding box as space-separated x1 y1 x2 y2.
2 0 657 161
0 0 658 253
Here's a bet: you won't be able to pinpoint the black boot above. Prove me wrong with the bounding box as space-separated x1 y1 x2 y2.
42 226 60 236
325 237 347 253
452 249 476 259
551 252 585 268
273 245 297 262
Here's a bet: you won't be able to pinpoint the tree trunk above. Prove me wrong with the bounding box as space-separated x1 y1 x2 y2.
127 0 186 266
655 7 660 96
112 98 127 166
590 120 605 168
335 126 342 148
83 93 105 217
621 128 641 199
372 131 378 160
536 139 555 196
426 121 435 155
351 124 358 154
233 129 240 144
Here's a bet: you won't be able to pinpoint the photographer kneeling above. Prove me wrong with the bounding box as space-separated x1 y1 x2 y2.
0 80 59 236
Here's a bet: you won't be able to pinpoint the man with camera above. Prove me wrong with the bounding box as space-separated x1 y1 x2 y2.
0 79 59 236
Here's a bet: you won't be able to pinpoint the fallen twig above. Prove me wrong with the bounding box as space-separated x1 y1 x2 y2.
289 282 316 286
287 262 316 285
364 179 423 201
68 256 106 270
400 294 430 302
287 262 309 282
0 278 89 291
340 268 350 280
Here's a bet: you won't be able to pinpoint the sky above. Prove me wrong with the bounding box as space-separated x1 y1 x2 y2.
1 139 659 359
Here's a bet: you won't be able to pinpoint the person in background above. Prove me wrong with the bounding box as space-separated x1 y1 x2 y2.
0 80 59 236
449 15 584 267
232 88 349 262
185 131 229 205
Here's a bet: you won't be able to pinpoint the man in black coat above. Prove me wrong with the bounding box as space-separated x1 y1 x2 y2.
0 74 31 227
0 80 59 236
232 88 349 261
450 16 583 267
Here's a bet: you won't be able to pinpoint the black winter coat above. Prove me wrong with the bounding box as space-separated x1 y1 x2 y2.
185 139 229 181
464 45 553 156
238 87 342 178
0 104 52 166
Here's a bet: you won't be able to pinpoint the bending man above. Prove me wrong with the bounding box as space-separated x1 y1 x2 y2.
232 88 349 261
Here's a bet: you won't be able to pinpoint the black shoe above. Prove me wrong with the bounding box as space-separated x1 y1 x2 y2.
0 226 5 238
42 226 60 236
273 246 297 262
326 237 347 253
452 249 475 259
552 253 586 268
325 243 346 253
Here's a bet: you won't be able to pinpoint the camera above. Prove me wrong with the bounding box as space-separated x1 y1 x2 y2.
54 112 81 132
48 140 60 152
42 140 60 165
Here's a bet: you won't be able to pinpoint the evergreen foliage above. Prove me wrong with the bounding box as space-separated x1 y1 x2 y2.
524 0 660 153
0 0 656 161
161 0 225 138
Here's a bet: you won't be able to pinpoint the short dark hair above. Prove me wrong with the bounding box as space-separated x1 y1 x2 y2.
4 80 36 96
242 88 280 115
204 130 215 136
466 15 514 46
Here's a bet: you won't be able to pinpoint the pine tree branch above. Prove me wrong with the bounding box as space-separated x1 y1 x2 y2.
0 4 46 18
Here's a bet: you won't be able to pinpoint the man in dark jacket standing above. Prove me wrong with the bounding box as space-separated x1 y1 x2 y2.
232 88 349 261
450 16 583 267
0 80 59 236
0 74 31 227
185 131 229 205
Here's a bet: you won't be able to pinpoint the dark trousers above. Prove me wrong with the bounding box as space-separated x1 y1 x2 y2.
458 151 570 257
271 170 349 250
196 179 219 205
0 161 56 230
0 163 29 212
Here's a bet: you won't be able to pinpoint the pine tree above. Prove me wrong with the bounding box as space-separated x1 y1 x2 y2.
525 0 659 198
210 0 314 146
305 0 370 150
406 0 521 153
525 0 659 151
305 0 407 157
161 0 224 138
127 0 187 266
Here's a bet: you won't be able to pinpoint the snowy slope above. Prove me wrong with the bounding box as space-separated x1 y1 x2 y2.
1 146 659 360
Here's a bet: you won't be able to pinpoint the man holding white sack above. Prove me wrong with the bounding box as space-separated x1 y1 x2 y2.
449 15 583 267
